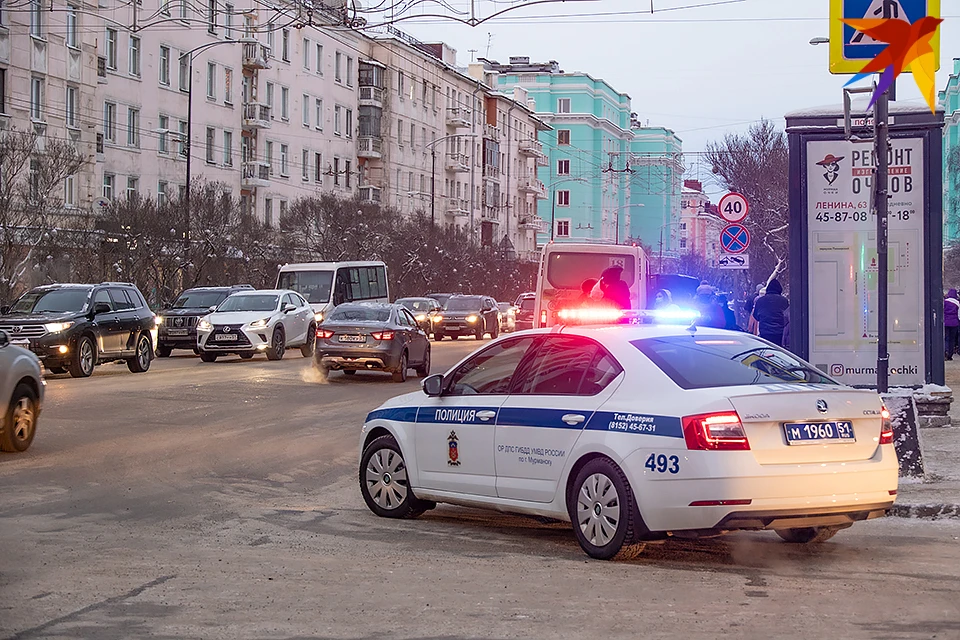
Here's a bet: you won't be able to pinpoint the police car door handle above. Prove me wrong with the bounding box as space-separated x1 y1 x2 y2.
476 410 496 421
562 413 586 425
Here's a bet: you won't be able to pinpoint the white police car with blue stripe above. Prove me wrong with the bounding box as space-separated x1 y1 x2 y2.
358 322 899 560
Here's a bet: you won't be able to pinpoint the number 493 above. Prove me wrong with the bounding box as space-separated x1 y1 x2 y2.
645 453 680 474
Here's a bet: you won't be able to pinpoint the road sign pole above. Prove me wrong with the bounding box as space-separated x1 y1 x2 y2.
876 81 892 393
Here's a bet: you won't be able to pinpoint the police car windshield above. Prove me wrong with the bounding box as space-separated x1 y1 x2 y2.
328 307 391 323
547 253 636 289
277 270 333 304
444 297 482 311
173 291 228 309
632 335 838 389
11 289 89 314
216 295 278 313
398 299 433 312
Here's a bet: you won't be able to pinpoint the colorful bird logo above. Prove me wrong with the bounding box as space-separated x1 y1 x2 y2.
841 15 943 112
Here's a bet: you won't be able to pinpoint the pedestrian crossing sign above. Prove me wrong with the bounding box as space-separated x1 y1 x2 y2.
829 0 941 74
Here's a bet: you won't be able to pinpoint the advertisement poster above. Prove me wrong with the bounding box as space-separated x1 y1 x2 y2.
806 138 925 387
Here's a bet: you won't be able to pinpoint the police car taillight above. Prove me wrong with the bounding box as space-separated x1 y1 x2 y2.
879 406 893 445
372 331 394 341
539 310 547 327
682 412 750 451
316 328 335 339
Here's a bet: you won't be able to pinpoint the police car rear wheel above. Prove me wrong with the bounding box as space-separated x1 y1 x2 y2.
569 458 646 561
359 435 429 519
775 526 844 544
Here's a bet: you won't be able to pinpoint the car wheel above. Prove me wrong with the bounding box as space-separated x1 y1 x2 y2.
193 347 200 355
126 334 152 373
433 331 444 342
343 370 356 376
359 435 431 518
47 366 66 375
300 324 316 357
392 352 408 383
568 458 647 561
199 352 218 363
266 327 285 361
491 321 499 339
415 346 431 378
69 336 96 378
239 353 254 360
0 383 39 453
776 526 845 544
156 345 172 358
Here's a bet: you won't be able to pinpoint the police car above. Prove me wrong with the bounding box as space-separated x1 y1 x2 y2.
358 320 899 560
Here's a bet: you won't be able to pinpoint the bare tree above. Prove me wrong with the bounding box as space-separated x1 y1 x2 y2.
705 120 789 288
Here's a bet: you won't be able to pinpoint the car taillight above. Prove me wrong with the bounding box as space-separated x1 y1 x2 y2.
539 310 547 327
682 412 750 451
372 331 394 341
879 406 893 445
316 328 335 339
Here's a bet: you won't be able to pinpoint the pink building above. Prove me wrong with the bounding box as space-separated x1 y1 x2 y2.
679 180 724 264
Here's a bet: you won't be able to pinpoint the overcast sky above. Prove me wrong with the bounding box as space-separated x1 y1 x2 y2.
368 0 959 194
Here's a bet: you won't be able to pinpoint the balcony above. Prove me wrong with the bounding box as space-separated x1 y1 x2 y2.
359 185 382 204
446 198 469 217
483 124 500 140
536 154 548 167
517 174 546 198
519 216 545 231
518 137 544 158
445 153 469 173
357 135 383 159
482 164 500 182
446 107 471 129
358 85 385 108
242 102 271 129
241 161 270 189
242 39 271 69
482 206 500 223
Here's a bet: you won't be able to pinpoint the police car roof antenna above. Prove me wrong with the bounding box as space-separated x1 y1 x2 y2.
843 83 876 142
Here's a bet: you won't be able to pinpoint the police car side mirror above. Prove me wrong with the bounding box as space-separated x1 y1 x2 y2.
422 374 443 397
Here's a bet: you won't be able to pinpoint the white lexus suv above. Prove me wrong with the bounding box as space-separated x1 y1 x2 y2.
196 289 316 362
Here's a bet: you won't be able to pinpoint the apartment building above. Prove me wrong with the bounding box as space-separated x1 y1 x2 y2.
940 58 960 246
678 179 723 265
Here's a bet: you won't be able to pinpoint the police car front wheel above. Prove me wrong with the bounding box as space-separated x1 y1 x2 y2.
360 435 433 519
568 458 646 561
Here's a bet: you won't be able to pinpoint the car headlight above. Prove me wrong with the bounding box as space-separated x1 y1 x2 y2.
314 312 324 323
248 317 271 328
432 315 443 323
197 318 213 330
44 321 74 333
154 315 163 325
466 315 478 323
415 314 427 322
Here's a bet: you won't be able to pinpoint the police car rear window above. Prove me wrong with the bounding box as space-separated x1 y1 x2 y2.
631 335 838 390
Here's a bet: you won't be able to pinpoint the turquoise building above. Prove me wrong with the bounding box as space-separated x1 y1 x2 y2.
483 57 682 258
941 58 960 246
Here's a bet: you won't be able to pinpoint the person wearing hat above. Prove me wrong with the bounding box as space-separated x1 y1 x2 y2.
816 154 844 185
752 278 789 346
598 266 631 310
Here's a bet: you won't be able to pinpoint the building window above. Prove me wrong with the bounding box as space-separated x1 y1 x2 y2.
129 36 141 77
397 70 404 96
556 219 570 237
333 157 340 186
103 101 116 141
557 190 570 206
345 160 351 188
178 120 188 156
223 68 233 104
105 31 125 74
301 149 309 180
158 114 169 153
314 152 322 182
224 3 233 38
207 0 216 33
345 109 353 138
264 198 273 227
266 82 275 113
205 127 215 163
281 29 290 62
315 43 323 75
179 0 188 19
335 52 342 83
302 37 310 70
280 87 289 120
65 86 77 128
558 129 571 145
302 93 309 127
126 107 139 147
102 174 116 200
206 62 216 99
66 5 78 48
397 118 402 146
178 51 189 91
279 143 288 175
64 175 76 207
557 98 571 114
30 0 42 38
314 99 323 130
223 130 232 166
410 123 415 148
279 200 287 219
557 159 570 176
333 105 342 135
126 176 139 199
0 70 5 114
266 30 275 58
158 180 168 205
679 237 687 249
264 140 273 173
159 45 171 85
346 56 354 87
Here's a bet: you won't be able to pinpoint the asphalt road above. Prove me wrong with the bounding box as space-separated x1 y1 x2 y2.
2 340 960 639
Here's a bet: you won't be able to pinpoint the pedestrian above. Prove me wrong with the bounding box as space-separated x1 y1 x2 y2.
744 283 762 317
747 287 765 334
577 278 598 306
752 278 789 346
694 286 725 329
598 266 631 310
944 288 960 360
716 294 740 331
653 288 680 312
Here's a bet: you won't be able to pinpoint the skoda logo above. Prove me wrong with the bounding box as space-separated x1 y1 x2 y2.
11 325 22 334
816 399 829 414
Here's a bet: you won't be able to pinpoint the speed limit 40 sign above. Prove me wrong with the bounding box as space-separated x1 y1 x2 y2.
718 192 749 223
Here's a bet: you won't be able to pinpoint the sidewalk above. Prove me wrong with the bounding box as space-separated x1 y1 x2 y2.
890 360 960 519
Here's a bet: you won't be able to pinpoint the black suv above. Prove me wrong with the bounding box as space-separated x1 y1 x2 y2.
0 282 157 377
434 295 500 341
156 285 253 357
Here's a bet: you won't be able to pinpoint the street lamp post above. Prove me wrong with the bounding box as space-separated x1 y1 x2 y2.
658 220 684 273
610 203 644 244
548 177 588 241
425 133 477 227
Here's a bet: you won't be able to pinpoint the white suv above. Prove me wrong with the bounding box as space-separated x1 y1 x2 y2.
196 289 316 362
0 330 44 452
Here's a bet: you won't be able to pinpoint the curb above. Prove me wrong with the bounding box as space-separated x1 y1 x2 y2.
889 503 960 519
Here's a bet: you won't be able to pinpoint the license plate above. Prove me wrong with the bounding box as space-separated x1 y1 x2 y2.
339 335 366 343
783 421 855 444
167 328 189 336
215 333 238 341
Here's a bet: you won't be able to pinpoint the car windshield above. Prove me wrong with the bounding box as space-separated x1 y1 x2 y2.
519 297 535 311
173 290 228 309
277 270 333 304
398 299 434 312
632 334 839 389
10 289 90 314
546 252 636 289
497 303 512 312
216 295 278 312
328 306 391 323
444 297 482 311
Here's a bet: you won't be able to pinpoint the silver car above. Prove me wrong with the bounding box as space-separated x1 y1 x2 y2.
0 330 44 452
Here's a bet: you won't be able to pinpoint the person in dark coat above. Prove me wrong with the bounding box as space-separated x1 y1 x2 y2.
577 278 598 306
695 290 726 329
716 294 740 331
944 288 960 360
599 266 631 310
752 278 789 346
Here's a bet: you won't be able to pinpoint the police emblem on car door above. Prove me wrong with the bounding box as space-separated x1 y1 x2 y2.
447 431 461 466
